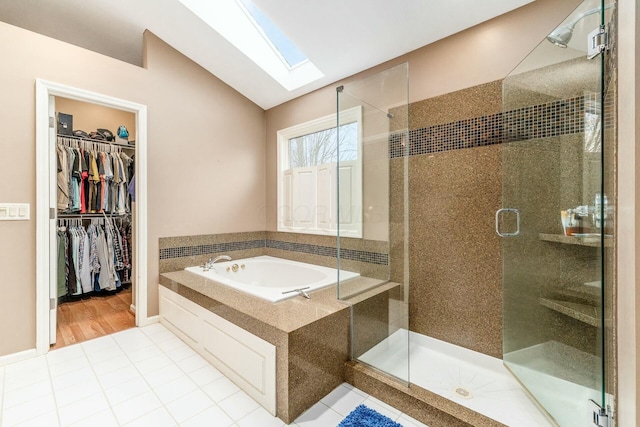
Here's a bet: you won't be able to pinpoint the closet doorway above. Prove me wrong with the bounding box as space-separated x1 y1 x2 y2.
53 98 136 349
35 80 149 355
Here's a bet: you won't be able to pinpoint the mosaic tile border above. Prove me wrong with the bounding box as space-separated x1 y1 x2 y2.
159 240 265 260
267 239 389 266
160 238 389 266
390 95 590 158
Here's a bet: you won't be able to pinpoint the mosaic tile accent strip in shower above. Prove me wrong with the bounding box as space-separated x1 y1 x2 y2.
159 239 266 260
389 95 590 158
502 96 586 142
340 248 389 266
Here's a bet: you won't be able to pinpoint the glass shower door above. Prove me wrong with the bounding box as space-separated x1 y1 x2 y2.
337 63 410 384
500 0 614 425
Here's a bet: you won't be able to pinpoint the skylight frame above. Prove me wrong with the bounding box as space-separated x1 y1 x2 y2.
235 0 308 70
177 0 323 92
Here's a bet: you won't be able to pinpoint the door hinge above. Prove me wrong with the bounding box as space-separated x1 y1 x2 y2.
49 116 55 129
50 208 56 220
588 25 608 59
590 399 610 427
50 298 56 310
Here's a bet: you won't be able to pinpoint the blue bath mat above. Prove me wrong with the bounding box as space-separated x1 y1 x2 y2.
338 404 403 427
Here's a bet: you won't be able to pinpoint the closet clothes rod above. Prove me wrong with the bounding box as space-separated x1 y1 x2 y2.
57 137 122 154
56 135 134 151
57 213 130 218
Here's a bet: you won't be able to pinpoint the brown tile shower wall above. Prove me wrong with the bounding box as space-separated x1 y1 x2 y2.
407 147 503 358
398 72 608 361
159 231 389 280
396 82 504 358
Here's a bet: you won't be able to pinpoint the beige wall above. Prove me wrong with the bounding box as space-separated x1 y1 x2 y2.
617 0 639 424
55 98 136 139
0 23 265 356
265 0 582 232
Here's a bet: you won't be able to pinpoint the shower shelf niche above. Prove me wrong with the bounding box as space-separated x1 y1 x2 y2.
539 298 600 327
540 282 607 328
538 233 613 248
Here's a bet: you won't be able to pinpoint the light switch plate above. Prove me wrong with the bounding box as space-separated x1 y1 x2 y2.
0 203 30 221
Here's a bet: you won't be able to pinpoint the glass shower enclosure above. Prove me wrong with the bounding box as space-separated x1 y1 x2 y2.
336 63 410 384
336 1 615 425
500 0 614 425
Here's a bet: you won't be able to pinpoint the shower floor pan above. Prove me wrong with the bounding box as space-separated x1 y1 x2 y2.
358 329 554 426
505 341 604 427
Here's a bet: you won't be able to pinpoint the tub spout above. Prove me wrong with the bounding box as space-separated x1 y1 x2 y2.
202 255 232 270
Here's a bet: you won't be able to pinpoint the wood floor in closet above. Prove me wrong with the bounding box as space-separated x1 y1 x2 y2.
51 287 135 350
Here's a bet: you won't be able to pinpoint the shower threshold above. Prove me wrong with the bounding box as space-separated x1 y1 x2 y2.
358 329 554 426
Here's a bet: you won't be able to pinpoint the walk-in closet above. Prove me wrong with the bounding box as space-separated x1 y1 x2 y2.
53 97 136 349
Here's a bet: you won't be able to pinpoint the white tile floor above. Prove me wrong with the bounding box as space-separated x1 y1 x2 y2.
0 324 428 427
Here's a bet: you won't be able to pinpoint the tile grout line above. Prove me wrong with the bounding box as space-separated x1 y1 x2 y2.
145 325 258 426
44 354 64 427
0 367 4 427
113 329 182 426
153 330 229 426
77 339 121 426
204 388 245 426
233 405 262 427
135 326 234 426
4 327 422 427
321 400 346 426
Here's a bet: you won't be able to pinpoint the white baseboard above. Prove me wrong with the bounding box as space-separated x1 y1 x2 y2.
0 320 161 369
141 315 160 327
0 348 38 367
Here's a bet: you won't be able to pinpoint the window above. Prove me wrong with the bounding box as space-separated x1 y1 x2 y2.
277 107 362 237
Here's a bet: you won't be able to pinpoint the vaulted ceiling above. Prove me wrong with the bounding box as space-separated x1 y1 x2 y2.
0 0 534 109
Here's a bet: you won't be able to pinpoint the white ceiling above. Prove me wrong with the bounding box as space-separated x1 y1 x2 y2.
0 0 534 109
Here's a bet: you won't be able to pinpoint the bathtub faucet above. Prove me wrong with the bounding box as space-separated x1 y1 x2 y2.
202 255 232 271
282 286 311 299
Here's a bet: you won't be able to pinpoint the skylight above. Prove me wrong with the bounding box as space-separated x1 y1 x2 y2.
177 0 323 91
237 0 307 69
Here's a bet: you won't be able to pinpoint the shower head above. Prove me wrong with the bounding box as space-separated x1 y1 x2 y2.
546 26 573 48
546 5 611 48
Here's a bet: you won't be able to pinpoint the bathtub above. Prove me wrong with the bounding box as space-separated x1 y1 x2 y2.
184 255 359 302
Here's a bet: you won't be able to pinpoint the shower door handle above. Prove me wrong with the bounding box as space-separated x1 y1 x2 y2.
495 208 520 237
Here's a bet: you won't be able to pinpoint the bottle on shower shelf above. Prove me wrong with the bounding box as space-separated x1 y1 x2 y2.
593 193 608 231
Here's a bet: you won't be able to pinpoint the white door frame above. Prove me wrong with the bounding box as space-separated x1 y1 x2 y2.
35 79 149 355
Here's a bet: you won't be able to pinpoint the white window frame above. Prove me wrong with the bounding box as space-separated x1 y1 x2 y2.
277 106 363 237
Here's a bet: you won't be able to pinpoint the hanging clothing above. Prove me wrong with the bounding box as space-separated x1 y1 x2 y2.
56 146 70 211
119 223 132 284
56 136 134 303
56 229 67 298
57 137 134 215
56 218 133 301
